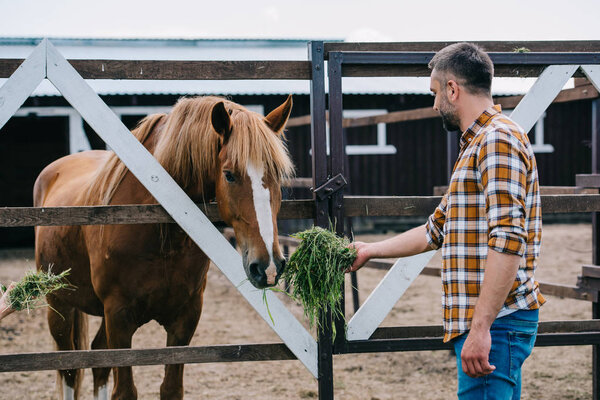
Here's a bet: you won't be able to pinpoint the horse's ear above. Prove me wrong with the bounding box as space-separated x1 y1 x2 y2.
264 94 293 135
211 102 232 141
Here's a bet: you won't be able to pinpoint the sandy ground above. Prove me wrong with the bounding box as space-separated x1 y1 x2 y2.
0 223 594 399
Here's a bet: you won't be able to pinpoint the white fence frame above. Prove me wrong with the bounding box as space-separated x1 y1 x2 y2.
0 39 318 377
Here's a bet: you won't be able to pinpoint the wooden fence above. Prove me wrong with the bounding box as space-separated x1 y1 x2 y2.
1 40 600 399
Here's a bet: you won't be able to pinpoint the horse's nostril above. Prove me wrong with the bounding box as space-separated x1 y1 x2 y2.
278 259 286 274
249 262 265 282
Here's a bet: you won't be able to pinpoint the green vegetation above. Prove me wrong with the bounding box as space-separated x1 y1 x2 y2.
2 268 71 312
282 226 356 338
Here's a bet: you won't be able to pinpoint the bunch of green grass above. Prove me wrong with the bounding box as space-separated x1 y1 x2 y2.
282 226 356 338
1 268 71 313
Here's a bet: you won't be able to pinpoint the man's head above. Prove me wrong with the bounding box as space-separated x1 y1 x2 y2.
429 43 494 132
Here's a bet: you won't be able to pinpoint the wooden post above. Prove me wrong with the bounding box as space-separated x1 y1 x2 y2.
592 98 600 400
309 41 334 400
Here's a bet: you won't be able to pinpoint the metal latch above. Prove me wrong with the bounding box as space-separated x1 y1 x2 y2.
313 173 347 201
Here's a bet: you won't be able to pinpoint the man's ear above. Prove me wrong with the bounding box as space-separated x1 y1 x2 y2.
447 80 460 102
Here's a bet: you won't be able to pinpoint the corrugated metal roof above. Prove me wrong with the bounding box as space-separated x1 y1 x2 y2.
0 37 545 96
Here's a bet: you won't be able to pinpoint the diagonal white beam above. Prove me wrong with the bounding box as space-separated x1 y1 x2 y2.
0 40 46 130
510 65 579 133
581 65 600 94
45 41 318 377
346 251 436 341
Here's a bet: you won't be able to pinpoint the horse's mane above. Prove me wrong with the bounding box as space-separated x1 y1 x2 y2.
84 96 294 206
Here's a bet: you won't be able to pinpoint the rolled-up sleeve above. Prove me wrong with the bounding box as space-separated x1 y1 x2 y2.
426 193 447 250
478 129 529 256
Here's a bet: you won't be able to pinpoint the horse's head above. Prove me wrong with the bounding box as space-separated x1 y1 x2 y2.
211 96 294 289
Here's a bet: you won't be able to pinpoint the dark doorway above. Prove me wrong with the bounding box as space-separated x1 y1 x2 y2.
0 115 69 247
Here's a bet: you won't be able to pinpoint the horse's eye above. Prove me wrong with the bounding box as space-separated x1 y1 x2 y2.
224 171 235 183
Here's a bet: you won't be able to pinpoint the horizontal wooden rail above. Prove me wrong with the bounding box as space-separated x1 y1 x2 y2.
370 320 600 340
0 200 314 227
344 194 600 216
342 64 587 79
0 342 295 373
0 59 312 80
1 195 599 227
2 320 596 373
340 332 600 354
337 51 600 78
323 41 600 57
286 84 599 129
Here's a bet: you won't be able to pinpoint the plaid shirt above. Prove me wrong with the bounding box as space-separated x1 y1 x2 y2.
426 105 545 342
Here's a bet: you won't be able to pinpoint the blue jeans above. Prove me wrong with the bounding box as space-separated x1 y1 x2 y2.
452 309 538 400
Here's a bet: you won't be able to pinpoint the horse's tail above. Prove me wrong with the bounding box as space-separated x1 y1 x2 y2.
84 113 168 206
54 309 88 399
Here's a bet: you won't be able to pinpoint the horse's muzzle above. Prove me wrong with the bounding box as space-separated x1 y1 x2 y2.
247 258 286 289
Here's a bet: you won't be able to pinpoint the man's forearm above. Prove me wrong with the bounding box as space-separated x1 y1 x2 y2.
348 224 434 272
366 224 433 259
470 248 521 332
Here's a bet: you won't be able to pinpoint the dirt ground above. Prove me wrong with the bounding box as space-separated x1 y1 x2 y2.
0 223 593 399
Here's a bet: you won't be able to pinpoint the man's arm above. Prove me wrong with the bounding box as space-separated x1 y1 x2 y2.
460 249 521 377
347 224 433 272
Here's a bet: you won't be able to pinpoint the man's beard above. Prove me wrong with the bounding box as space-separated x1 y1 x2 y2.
441 111 460 132
438 98 461 132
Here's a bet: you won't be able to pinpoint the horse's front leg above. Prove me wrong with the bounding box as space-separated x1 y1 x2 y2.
92 317 111 400
159 299 202 400
104 301 139 400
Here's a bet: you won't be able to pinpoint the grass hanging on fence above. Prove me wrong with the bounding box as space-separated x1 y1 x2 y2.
281 226 357 338
1 268 72 313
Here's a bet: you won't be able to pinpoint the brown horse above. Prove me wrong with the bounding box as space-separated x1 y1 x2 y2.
33 95 294 400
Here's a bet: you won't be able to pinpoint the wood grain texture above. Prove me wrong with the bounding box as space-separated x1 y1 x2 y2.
324 41 600 56
0 59 311 80
0 200 315 227
0 343 295 373
370 320 600 340
341 64 587 78
0 195 598 227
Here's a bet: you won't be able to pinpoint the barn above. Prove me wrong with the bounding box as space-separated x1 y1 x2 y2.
0 37 594 246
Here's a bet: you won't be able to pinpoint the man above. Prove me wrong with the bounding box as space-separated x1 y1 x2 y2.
348 42 544 399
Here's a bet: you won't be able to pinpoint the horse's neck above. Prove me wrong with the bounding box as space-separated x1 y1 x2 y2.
110 126 217 206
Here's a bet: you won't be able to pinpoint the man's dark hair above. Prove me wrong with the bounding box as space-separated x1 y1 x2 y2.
428 42 493 96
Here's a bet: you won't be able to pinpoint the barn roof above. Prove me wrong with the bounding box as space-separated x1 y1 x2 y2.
0 37 545 97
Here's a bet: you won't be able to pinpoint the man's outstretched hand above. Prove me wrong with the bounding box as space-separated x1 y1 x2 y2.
347 241 371 272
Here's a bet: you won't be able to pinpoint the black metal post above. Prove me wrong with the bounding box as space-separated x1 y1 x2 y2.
446 130 459 182
328 52 348 355
592 98 600 400
283 244 291 294
346 217 360 313
309 41 334 400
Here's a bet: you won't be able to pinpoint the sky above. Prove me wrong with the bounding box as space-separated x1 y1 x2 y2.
0 0 599 41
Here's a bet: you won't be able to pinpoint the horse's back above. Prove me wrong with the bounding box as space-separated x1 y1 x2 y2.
34 150 110 207
34 150 110 316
